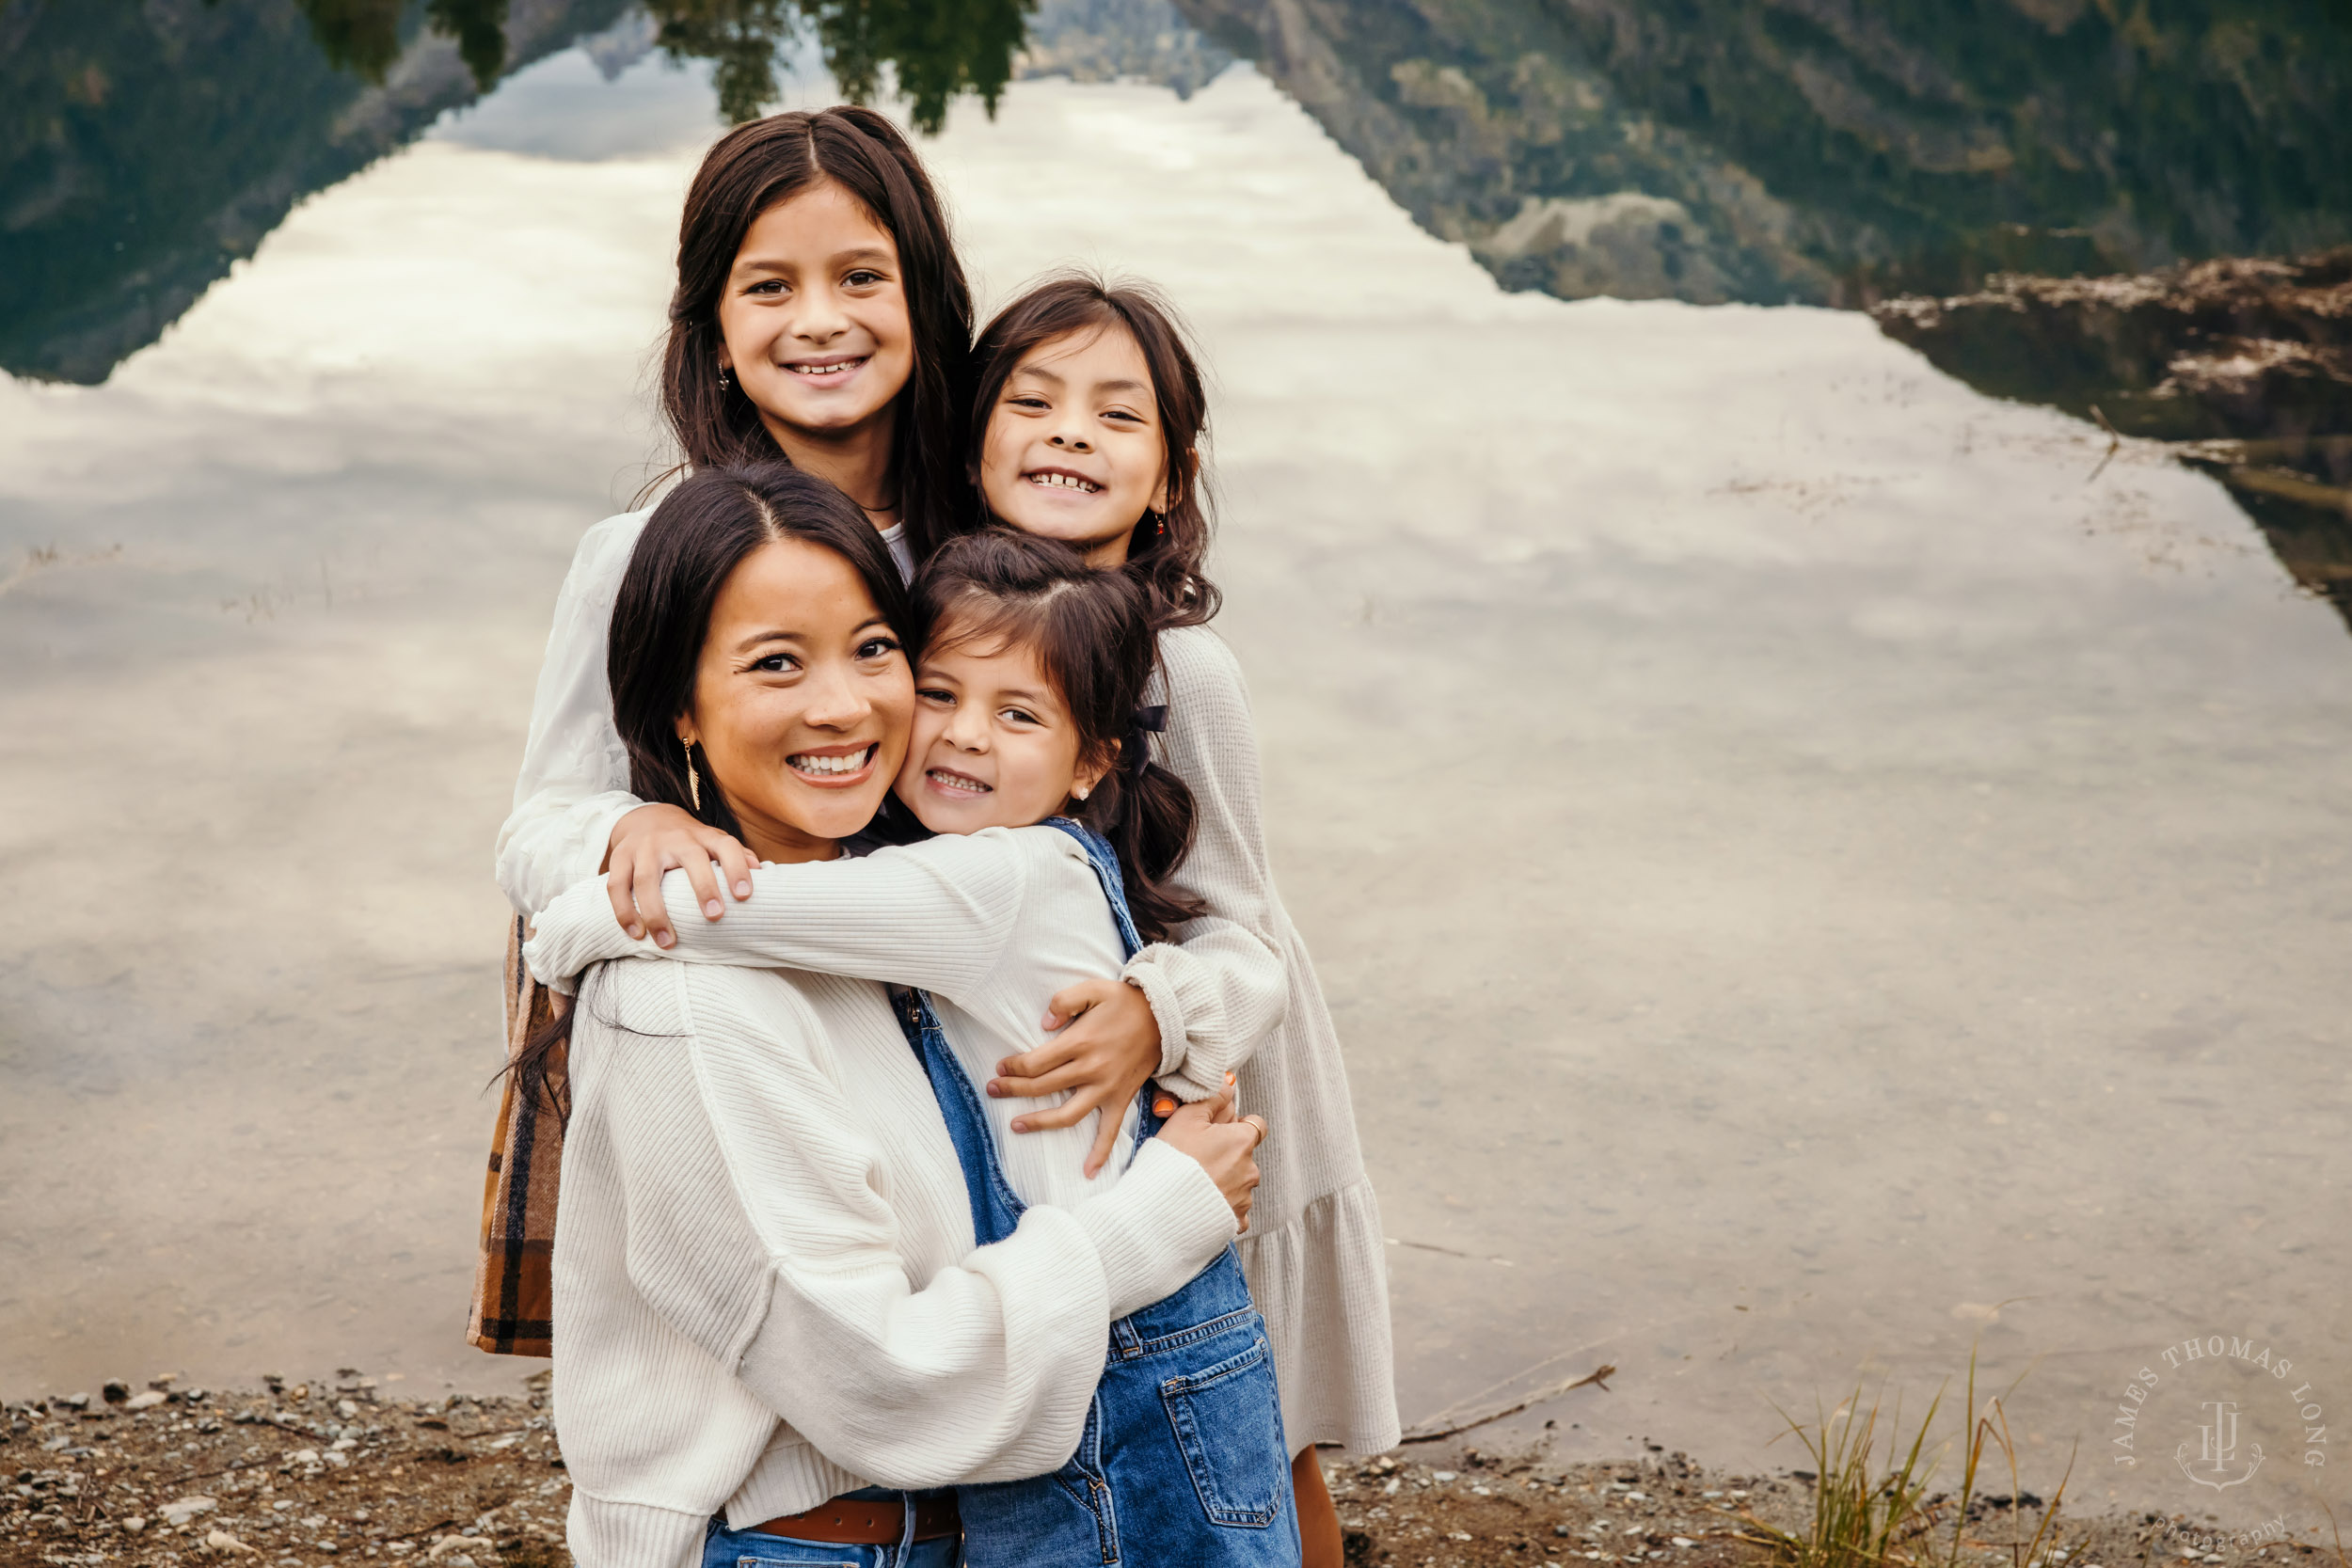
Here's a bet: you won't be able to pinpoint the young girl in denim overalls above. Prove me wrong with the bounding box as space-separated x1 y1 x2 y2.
526 527 1298 1565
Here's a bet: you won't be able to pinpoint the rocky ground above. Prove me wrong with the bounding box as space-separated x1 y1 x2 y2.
5 1377 2342 1568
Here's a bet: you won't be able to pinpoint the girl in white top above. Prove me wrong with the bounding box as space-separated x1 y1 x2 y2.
518 464 1268 1568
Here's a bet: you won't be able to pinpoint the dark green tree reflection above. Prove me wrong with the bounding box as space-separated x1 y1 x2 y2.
294 0 514 89
644 0 1033 132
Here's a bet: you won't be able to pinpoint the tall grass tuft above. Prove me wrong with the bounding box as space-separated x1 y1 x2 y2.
1741 1349 2074 1568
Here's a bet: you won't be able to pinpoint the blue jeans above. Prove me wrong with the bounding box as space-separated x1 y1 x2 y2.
701 1505 961 1568
891 816 1301 1567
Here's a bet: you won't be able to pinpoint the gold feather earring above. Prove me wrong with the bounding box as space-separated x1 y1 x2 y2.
683 737 701 811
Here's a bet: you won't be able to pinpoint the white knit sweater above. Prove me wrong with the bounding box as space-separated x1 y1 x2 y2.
499 510 1400 1456
525 824 1287 1212
545 953 1237 1568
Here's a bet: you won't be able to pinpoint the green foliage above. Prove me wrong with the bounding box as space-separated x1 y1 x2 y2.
294 0 512 88
644 0 1034 131
296 0 407 82
1740 1351 2075 1568
427 0 514 89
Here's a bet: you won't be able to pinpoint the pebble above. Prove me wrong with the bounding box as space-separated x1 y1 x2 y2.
124 1391 167 1412
205 1529 260 1555
1673 1537 1697 1547
159 1496 218 1528
103 1381 131 1404
1432 1470 1457 1482
61 1393 91 1410
338 1401 359 1419
122 1518 148 1534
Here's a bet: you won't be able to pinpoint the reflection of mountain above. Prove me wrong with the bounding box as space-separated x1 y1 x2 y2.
1876 251 2352 628
1 0 630 385
1172 0 2352 307
1016 0 1233 100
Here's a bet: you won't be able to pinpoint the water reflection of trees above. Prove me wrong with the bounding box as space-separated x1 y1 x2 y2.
641 0 1032 132
294 0 1033 131
296 0 516 89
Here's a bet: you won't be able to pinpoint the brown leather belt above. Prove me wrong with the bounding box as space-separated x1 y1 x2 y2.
751 1493 961 1544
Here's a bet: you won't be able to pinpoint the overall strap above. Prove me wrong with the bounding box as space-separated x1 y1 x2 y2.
1041 817 1168 1149
890 988 1026 1247
1041 816 1143 960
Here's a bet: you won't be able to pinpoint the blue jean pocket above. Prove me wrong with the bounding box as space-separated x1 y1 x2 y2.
1156 1333 1286 1529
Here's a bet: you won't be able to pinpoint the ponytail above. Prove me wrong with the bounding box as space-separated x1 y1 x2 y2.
1077 745 1204 946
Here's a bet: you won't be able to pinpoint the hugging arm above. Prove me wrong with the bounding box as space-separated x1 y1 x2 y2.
596 984 1236 1486
523 832 1029 1002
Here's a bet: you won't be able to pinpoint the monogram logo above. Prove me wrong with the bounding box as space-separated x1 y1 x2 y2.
2175 1399 2265 1491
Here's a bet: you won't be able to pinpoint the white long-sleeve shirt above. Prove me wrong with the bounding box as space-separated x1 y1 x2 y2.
527 825 1276 1210
549 952 1236 1568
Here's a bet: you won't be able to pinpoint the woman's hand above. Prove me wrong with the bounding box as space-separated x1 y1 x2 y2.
603 802 755 948
992 978 1162 1179
1152 1089 1266 1232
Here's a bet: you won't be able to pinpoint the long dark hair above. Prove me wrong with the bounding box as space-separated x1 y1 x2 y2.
913 530 1205 944
510 463 914 1119
659 106 975 559
963 273 1219 631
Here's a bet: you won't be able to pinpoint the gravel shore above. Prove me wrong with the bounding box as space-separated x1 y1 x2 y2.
5 1375 2334 1568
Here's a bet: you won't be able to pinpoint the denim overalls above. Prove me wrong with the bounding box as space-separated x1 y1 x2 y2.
897 817 1300 1568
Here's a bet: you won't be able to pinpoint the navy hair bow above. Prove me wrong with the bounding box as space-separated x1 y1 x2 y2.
1126 705 1168 775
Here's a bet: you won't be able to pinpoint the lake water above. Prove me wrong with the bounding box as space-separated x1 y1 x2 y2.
3 3 2347 1541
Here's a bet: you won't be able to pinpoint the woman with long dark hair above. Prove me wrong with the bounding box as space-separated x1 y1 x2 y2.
524 464 1266 1568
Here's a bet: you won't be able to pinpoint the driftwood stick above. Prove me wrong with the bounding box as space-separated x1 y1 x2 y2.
1399 1363 1616 1445
2087 404 2123 483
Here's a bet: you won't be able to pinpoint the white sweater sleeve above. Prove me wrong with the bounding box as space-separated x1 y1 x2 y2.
493 511 653 919
599 968 1236 1486
1119 627 1291 1102
521 832 1033 997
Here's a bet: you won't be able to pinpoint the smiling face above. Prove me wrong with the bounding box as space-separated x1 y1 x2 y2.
678 536 914 863
977 325 1173 567
717 181 914 468
892 620 1114 835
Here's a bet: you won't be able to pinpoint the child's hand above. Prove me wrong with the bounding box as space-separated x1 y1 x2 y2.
992 978 1163 1179
604 802 755 948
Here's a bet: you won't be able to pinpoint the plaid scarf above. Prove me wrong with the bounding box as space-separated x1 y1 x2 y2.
467 915 564 1357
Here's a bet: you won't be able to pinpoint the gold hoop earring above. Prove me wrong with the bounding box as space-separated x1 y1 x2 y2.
684 738 702 811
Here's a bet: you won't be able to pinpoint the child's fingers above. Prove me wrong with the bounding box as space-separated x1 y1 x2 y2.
676 847 725 924
708 832 756 902
605 864 645 942
1041 977 1117 1033
1082 1107 1125 1180
631 850 677 949
992 1037 1079 1085
1005 1078 1104 1132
